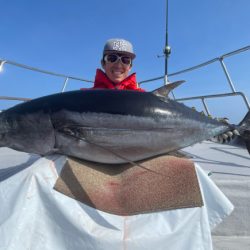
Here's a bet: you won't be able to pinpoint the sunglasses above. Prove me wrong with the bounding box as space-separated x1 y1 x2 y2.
104 54 132 65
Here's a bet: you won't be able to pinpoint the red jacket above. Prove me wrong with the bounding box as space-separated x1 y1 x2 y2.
92 69 145 91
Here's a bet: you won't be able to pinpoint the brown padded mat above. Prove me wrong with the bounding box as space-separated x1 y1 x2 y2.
54 155 203 215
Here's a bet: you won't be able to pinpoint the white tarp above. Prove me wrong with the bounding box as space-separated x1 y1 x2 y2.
0 150 233 250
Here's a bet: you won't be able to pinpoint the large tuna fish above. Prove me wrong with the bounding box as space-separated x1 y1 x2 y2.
0 87 249 164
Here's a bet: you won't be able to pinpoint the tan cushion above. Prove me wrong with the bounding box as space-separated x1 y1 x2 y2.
54 155 203 215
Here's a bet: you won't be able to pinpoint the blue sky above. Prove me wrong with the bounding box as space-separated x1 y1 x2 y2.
0 0 250 123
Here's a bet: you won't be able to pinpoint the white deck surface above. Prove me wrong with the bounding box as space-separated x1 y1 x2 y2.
183 140 250 249
183 140 250 179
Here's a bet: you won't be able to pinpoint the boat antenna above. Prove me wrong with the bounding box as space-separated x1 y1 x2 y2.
164 0 171 85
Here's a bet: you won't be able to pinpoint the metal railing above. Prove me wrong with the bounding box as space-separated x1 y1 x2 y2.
175 92 250 116
0 96 31 102
0 58 93 94
0 45 250 115
139 45 250 115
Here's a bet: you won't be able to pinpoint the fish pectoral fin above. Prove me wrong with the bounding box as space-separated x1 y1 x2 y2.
61 131 164 174
57 125 173 136
152 80 185 97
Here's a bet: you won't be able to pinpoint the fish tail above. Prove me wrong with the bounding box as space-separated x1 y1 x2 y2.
239 110 250 154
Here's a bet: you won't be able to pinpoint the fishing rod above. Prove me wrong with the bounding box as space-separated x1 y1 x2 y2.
164 0 171 85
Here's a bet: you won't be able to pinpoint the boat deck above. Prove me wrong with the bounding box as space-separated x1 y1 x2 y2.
183 140 250 249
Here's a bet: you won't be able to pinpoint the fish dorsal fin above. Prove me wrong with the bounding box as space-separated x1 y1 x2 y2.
152 80 185 97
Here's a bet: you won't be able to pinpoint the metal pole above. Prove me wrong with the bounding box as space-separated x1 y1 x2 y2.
201 98 210 116
219 58 236 93
61 77 69 92
164 0 171 85
0 60 6 72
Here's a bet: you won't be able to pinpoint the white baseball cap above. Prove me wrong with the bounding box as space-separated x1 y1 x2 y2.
103 38 136 59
